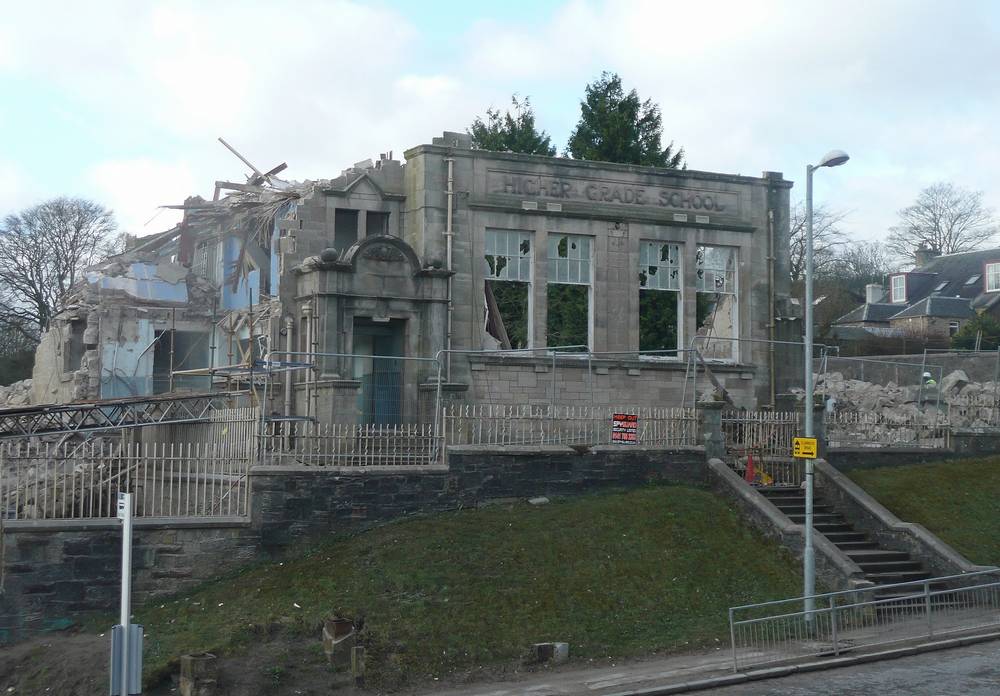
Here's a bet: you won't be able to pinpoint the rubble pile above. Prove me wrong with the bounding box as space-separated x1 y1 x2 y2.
813 369 1000 430
0 379 33 407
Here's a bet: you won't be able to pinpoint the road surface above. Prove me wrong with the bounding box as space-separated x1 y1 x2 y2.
711 640 1000 695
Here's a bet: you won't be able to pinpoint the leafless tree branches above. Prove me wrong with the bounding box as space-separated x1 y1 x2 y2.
788 202 849 282
0 197 118 341
886 182 998 261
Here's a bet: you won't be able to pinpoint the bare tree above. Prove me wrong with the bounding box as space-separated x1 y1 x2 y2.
834 241 897 285
0 197 118 340
788 202 849 282
886 182 998 261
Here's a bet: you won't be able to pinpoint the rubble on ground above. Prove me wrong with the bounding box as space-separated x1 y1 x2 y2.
799 369 1000 430
0 378 32 407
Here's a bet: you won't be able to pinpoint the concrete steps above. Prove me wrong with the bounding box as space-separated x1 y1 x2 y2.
760 487 934 592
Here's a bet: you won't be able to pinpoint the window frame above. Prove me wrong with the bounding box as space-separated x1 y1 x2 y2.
484 228 534 349
986 262 1000 292
890 274 907 303
638 240 683 359
695 244 739 363
545 233 594 350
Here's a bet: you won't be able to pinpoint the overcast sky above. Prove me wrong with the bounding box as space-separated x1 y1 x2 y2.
2 0 998 243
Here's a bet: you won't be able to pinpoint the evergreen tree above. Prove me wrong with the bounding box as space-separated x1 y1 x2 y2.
567 72 685 168
469 96 556 156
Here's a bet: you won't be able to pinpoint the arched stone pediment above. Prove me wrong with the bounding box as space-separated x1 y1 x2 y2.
342 235 422 275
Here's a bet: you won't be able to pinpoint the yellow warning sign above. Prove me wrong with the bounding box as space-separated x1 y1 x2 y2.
792 437 818 459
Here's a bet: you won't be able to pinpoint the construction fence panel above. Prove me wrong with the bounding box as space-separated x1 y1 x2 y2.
722 411 802 487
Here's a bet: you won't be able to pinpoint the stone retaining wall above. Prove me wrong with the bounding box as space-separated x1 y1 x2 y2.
1 446 704 644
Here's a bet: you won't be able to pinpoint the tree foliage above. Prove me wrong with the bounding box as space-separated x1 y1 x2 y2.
469 96 556 156
0 197 118 340
952 313 1000 351
567 72 684 168
886 182 998 262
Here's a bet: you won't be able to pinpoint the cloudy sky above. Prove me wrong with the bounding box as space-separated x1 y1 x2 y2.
2 0 998 242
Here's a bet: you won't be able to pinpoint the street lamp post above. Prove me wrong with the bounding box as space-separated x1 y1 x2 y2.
803 149 849 618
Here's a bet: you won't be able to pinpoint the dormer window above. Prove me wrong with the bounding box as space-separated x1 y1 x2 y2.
890 274 906 303
987 263 1000 292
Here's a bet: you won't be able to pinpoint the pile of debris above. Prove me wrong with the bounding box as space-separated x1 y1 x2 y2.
0 378 32 408
811 369 1000 430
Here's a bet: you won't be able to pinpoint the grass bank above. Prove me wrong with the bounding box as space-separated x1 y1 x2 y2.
847 456 1000 566
136 485 800 691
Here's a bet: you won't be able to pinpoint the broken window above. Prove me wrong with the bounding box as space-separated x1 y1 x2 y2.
695 245 738 361
153 330 210 393
193 240 219 283
367 211 390 237
334 209 360 251
546 234 591 349
639 241 681 355
63 319 85 373
484 229 532 349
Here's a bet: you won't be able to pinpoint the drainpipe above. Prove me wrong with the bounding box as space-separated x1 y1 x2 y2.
445 157 455 382
303 302 313 420
283 316 294 420
767 209 777 408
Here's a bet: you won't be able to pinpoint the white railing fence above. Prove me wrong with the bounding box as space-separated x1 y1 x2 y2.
825 411 950 449
730 570 1000 672
442 404 699 448
261 420 442 467
0 439 251 521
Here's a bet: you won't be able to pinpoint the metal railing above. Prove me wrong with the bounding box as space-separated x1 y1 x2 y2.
729 569 1000 672
443 404 698 448
722 410 801 487
262 420 442 467
0 438 252 520
825 410 950 449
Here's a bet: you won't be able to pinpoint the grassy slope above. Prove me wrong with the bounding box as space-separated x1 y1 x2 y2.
847 456 1000 566
137 485 800 690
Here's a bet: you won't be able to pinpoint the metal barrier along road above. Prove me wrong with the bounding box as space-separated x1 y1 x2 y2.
728 569 1000 672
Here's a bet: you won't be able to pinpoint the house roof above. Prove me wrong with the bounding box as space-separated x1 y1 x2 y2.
835 246 1000 326
888 295 976 320
834 302 901 324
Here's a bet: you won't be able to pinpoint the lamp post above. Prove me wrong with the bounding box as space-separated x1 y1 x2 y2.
804 149 849 617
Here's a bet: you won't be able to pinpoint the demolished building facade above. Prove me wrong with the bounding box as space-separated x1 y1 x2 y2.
27 132 802 420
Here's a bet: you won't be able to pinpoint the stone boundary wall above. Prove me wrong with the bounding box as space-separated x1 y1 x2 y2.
252 447 705 552
1 446 704 644
0 518 257 645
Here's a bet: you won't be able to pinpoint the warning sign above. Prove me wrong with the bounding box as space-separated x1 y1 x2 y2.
611 413 638 444
792 437 818 459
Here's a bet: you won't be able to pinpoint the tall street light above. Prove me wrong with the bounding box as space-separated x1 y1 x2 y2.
804 149 849 617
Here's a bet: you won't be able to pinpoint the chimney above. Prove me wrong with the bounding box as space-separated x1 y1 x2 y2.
914 246 941 268
866 283 882 304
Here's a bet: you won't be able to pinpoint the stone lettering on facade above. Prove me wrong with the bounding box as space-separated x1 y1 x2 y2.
488 170 737 215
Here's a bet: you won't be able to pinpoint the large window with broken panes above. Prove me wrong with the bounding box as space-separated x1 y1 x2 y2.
484 229 533 349
695 245 738 362
547 233 592 349
639 241 682 355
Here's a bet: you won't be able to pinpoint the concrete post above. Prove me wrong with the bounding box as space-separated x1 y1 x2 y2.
698 400 726 462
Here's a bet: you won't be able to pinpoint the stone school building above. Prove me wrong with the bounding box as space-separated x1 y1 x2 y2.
29 131 801 422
